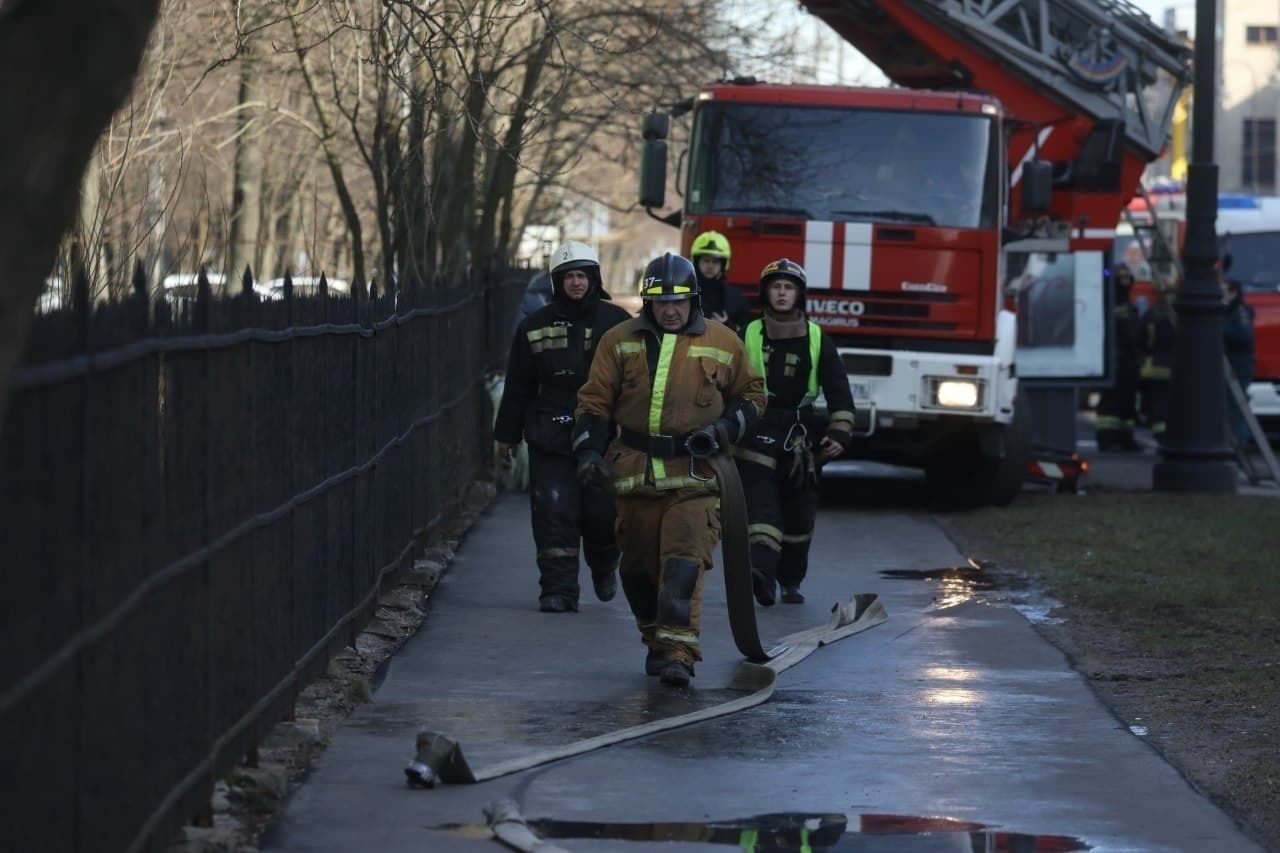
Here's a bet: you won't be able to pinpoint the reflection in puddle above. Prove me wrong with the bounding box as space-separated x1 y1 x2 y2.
441 811 1089 850
880 559 1000 609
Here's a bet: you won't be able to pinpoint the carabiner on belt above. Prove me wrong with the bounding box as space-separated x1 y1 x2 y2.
783 420 808 452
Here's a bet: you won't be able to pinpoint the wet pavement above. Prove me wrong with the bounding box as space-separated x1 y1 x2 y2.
261 479 1264 852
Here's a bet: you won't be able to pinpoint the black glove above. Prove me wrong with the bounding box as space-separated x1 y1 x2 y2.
576 450 612 490
686 420 731 457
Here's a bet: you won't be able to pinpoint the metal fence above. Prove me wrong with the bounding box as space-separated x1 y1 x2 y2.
0 268 526 852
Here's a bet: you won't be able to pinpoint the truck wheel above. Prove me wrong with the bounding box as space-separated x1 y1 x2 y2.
927 400 1032 509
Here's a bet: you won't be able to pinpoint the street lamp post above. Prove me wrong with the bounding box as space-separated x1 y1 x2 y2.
1153 0 1237 493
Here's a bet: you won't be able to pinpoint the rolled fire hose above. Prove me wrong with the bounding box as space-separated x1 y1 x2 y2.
405 443 887 789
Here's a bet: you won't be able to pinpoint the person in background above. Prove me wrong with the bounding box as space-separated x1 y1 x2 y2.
1138 283 1176 440
736 258 856 606
1095 265 1143 451
573 252 764 686
1222 277 1256 448
494 242 631 613
690 230 749 332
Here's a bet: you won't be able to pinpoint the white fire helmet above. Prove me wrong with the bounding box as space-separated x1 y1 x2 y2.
550 241 600 276
549 241 608 299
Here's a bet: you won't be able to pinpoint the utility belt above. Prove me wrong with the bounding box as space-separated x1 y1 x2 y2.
759 405 817 428
619 425 697 458
536 386 580 410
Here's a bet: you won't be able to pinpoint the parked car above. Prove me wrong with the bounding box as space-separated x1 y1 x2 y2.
254 276 352 301
163 272 227 308
37 277 64 313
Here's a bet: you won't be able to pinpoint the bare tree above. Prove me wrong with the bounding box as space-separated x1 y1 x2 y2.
0 0 163 432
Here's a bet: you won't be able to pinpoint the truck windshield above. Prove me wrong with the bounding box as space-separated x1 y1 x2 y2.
1220 231 1280 292
687 102 998 229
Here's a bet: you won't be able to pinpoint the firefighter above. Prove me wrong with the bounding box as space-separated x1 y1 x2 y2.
1139 283 1176 440
573 252 764 686
737 258 856 606
1095 265 1142 451
1222 277 1256 447
690 230 749 332
494 241 631 613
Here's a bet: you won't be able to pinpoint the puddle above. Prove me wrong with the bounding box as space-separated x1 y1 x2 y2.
441 810 1090 850
879 559 1000 609
881 560 1058 618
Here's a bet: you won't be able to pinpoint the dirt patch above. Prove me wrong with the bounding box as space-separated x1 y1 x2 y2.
167 481 498 853
937 493 1280 853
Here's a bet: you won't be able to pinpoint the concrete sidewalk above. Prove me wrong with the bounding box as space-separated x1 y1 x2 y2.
261 492 1263 852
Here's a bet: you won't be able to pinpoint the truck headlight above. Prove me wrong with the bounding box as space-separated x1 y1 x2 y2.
930 378 984 409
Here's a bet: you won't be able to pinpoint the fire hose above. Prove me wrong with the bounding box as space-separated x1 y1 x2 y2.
404 439 887 789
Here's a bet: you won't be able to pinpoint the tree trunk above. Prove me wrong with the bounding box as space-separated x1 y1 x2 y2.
476 25 552 271
291 34 366 285
226 39 264 293
0 0 163 433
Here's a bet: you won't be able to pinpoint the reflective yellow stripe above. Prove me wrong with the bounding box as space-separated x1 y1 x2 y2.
687 346 734 367
781 532 812 544
615 340 643 356
529 339 569 353
613 474 646 493
733 446 777 469
538 547 580 559
1140 363 1171 380
655 627 699 644
649 334 678 483
526 325 568 342
1095 415 1131 430
829 410 855 427
642 285 694 297
749 522 783 548
654 474 711 490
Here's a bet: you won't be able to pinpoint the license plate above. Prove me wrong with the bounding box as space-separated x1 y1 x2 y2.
851 382 871 400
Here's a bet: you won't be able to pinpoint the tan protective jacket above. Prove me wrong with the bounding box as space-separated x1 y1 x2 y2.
576 311 764 495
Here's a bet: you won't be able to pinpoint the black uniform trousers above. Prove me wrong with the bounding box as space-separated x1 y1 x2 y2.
736 418 820 589
528 447 619 603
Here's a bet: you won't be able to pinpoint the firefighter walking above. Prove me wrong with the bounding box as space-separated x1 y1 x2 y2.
573 253 764 686
494 242 631 613
737 259 856 606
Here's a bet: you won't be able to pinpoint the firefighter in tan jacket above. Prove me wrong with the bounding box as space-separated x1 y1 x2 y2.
573 253 765 687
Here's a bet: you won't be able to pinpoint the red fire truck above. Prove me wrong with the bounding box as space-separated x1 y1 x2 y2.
638 0 1189 504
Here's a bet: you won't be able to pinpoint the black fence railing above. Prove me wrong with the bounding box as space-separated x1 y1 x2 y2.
0 268 527 853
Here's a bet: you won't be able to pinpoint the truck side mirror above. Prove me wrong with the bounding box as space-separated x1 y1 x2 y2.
643 112 670 141
639 112 670 208
1021 160 1052 214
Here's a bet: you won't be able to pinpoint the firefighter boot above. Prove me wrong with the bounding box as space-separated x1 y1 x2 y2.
592 572 617 602
659 660 694 687
780 584 805 604
539 594 578 613
752 568 777 607
644 646 664 676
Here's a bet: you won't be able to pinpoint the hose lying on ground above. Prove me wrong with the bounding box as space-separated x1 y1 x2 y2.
405 445 887 788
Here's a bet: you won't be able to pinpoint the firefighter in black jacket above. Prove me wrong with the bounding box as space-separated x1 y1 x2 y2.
691 230 749 332
1095 265 1142 451
494 241 632 612
737 258 856 605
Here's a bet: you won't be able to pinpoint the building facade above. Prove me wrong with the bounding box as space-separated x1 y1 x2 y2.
1217 0 1280 194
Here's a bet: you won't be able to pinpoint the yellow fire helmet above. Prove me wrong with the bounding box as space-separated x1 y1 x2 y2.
690 230 732 272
